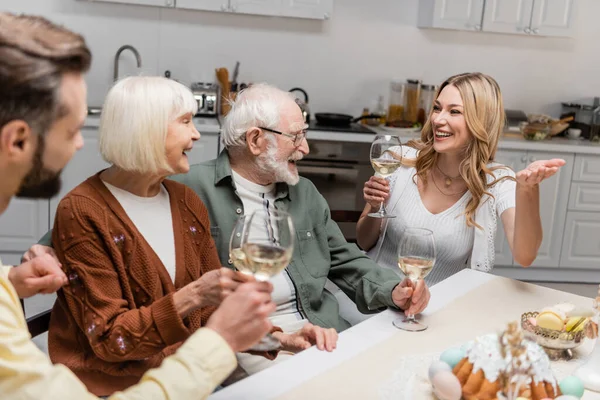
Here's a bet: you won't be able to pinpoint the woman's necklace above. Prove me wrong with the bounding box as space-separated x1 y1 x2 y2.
431 169 467 197
435 163 462 188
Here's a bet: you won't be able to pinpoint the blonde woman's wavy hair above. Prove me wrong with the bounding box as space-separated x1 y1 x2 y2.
405 72 513 229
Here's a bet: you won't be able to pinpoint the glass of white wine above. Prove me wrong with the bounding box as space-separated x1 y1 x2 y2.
241 209 295 351
229 215 252 275
368 135 403 219
393 228 436 332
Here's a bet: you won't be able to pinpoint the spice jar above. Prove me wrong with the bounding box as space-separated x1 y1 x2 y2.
387 79 405 124
418 84 438 125
404 79 422 123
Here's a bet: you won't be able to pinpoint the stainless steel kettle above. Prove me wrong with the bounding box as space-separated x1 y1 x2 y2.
289 87 310 124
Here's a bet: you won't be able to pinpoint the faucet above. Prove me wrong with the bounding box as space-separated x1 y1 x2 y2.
113 45 142 82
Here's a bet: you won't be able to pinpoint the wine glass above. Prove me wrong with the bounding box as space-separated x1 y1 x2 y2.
368 135 403 219
229 215 252 276
240 209 295 350
393 228 436 332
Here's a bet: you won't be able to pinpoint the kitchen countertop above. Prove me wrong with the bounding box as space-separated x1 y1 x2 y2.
309 125 600 155
84 115 221 134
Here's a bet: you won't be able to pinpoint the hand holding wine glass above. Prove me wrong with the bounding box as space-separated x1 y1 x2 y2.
368 135 402 219
393 228 436 332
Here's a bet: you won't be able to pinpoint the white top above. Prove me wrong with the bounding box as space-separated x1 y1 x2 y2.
368 147 516 278
103 181 176 282
231 170 307 333
372 170 475 287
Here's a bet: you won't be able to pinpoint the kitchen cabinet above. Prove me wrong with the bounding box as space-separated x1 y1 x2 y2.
175 0 229 12
173 0 333 19
77 0 175 7
0 199 49 266
493 149 574 268
417 0 485 31
418 0 576 37
560 212 600 269
561 154 600 269
481 0 534 35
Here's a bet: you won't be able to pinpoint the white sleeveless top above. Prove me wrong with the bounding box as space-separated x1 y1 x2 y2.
367 147 516 285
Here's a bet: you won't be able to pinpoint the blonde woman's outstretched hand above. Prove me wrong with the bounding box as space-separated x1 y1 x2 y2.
516 159 566 187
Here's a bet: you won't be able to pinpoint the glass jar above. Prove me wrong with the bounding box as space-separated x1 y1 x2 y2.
387 79 406 124
404 79 422 123
418 84 438 125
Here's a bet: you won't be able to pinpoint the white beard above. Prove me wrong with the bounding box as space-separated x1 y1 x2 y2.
256 136 300 186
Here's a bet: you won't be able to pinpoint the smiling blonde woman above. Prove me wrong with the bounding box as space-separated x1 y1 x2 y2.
357 72 566 286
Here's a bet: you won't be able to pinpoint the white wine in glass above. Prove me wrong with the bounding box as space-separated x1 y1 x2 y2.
368 135 402 218
241 209 295 351
393 228 436 332
229 215 254 275
242 243 292 282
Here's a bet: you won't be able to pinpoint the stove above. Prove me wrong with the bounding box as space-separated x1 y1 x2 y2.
308 120 375 134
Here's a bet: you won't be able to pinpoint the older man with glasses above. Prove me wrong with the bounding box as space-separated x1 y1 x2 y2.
33 82 430 378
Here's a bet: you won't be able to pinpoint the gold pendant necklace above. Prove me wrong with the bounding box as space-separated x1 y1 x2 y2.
435 164 461 188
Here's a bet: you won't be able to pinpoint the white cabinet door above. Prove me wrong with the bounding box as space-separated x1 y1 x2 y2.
528 151 573 267
493 149 526 267
572 154 600 183
530 0 575 37
482 0 534 34
79 0 175 7
418 0 485 30
281 0 333 20
560 211 600 269
0 199 49 257
229 0 281 16
49 127 110 227
176 0 229 11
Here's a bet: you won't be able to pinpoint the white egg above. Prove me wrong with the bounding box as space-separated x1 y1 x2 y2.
431 370 462 400
429 360 452 381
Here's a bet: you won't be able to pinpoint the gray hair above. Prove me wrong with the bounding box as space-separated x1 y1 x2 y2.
99 76 197 174
220 83 297 149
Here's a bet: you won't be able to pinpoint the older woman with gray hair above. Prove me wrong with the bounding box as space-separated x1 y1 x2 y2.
46 76 261 396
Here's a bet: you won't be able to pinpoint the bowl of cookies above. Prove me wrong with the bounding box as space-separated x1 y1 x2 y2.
521 303 598 360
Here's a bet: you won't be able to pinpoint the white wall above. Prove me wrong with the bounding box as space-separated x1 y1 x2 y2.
3 0 599 117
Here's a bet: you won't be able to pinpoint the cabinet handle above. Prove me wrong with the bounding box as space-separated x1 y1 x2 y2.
230 5 237 12
524 27 531 34
533 28 539 34
323 12 330 20
529 156 537 163
521 155 528 163
221 4 228 11
474 24 482 31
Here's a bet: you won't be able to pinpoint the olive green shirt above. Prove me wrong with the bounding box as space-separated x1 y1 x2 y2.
40 150 401 332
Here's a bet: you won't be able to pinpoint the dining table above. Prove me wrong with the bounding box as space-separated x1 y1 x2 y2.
209 269 600 400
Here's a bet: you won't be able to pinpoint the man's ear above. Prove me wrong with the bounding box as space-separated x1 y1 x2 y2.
246 127 266 156
0 120 35 159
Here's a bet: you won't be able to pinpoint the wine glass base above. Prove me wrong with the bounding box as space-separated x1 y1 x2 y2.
368 212 396 219
393 318 428 332
247 333 282 352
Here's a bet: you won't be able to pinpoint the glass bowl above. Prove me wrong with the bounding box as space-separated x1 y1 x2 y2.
521 311 588 360
519 121 551 141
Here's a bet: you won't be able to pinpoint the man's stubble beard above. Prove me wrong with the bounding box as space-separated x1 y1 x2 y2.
16 136 62 199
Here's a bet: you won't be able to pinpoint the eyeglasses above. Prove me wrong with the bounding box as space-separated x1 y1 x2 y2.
259 126 308 147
